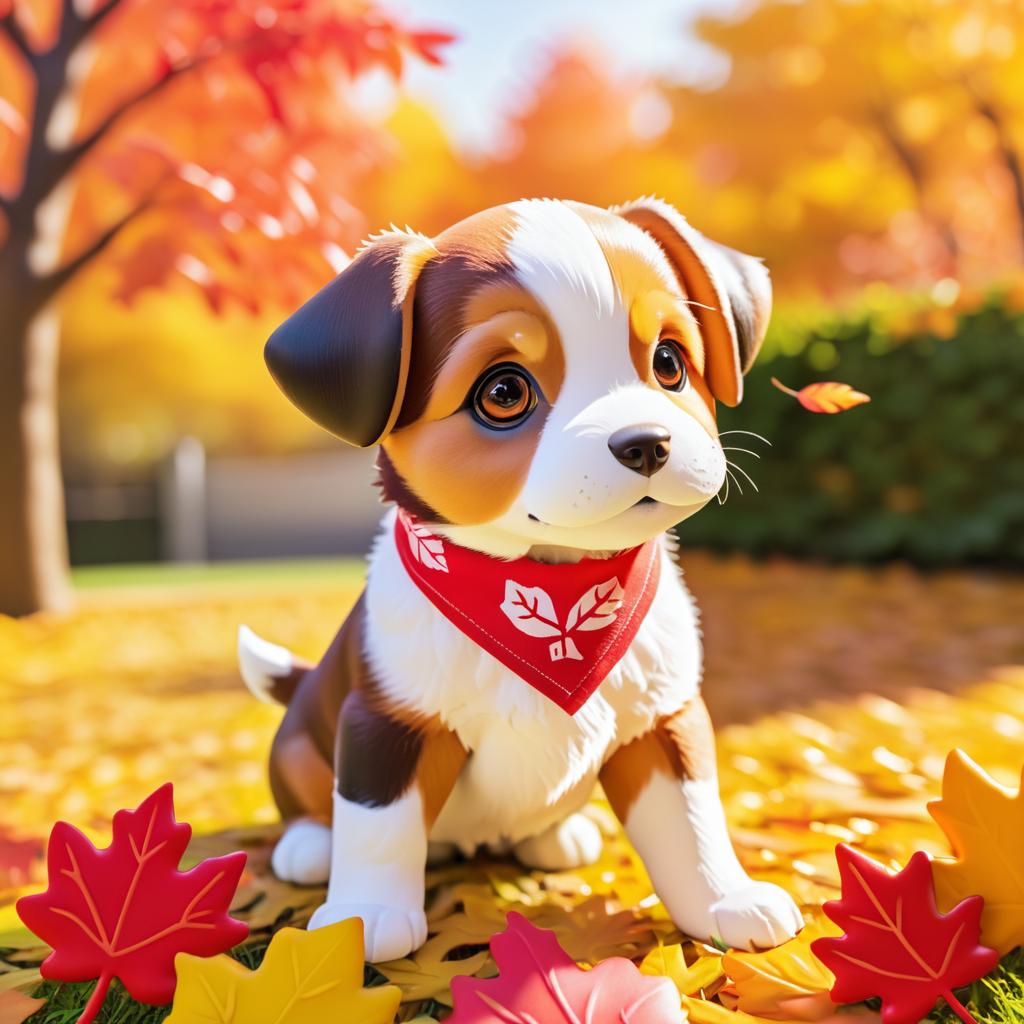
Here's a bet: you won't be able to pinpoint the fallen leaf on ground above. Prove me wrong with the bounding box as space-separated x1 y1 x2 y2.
928 749 1024 955
641 943 725 997
16 784 248 1023
812 845 998 1024
722 915 837 1020
449 912 683 1023
166 919 400 1024
0 989 44 1024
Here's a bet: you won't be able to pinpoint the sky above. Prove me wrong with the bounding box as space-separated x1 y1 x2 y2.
379 0 746 154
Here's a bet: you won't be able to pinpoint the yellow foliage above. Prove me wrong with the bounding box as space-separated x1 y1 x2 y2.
2 560 1023 1018
166 920 400 1024
929 749 1024 955
640 943 725 997
722 916 838 1020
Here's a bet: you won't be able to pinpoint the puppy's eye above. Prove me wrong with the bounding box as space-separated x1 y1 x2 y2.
653 340 687 392
472 364 538 429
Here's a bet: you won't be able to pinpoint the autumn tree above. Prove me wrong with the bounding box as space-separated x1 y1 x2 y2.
0 0 449 615
363 2 1024 300
662 0 1024 292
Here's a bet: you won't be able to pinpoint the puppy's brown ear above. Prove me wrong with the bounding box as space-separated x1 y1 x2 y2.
265 231 435 446
614 197 771 406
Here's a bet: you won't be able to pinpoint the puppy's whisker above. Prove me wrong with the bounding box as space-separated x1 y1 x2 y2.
725 466 744 496
722 447 761 459
719 429 772 447
727 460 759 493
717 470 731 505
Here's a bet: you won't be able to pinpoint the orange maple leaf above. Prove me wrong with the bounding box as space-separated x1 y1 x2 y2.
771 378 871 413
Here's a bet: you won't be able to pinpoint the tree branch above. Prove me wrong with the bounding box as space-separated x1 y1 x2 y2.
0 9 32 57
965 85 1024 258
34 198 150 304
83 0 123 33
55 63 191 172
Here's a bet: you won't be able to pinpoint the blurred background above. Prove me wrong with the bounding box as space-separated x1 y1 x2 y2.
4 0 1024 617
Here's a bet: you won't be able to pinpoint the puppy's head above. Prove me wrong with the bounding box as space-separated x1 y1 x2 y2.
266 198 770 555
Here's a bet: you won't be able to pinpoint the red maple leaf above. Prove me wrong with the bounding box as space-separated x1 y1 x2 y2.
16 784 247 1024
449 912 682 1024
811 845 998 1024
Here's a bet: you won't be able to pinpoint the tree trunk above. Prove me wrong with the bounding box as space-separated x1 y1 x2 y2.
0 304 73 616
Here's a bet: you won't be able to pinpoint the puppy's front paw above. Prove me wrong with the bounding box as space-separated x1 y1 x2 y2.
308 900 428 962
710 881 803 951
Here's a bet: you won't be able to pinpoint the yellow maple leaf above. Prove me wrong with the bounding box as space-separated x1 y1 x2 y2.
640 943 725 997
165 920 400 1024
722 916 837 1021
928 748 1024 955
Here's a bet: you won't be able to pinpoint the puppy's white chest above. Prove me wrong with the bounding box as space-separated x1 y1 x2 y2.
363 510 702 849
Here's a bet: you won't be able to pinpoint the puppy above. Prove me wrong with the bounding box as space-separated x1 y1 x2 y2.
239 197 803 962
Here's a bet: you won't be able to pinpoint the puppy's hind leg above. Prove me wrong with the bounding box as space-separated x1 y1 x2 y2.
514 813 603 871
268 729 335 886
600 698 803 951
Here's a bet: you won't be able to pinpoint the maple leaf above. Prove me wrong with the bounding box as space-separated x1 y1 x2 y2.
928 748 1024 956
723 916 838 1020
165 919 400 1023
771 378 871 414
448 911 683 1023
640 943 725 997
811 845 998 1024
16 784 247 1024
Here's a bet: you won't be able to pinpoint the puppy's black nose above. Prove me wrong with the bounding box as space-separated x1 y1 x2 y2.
608 424 671 477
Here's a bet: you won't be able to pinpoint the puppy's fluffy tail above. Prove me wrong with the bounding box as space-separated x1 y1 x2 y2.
238 625 309 706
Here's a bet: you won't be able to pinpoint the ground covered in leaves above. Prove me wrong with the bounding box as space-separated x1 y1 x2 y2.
1 554 1022 1022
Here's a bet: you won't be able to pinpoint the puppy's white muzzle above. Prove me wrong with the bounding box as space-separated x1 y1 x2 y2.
520 384 726 532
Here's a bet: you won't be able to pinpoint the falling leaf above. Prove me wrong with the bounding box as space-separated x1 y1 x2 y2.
165 919 400 1023
771 378 870 414
723 916 837 1020
811 845 998 1024
16 784 248 1024
448 912 683 1023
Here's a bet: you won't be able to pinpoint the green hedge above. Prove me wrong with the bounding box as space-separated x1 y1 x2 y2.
677 296 1024 565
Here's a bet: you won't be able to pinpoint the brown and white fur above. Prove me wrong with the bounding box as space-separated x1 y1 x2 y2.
240 197 803 962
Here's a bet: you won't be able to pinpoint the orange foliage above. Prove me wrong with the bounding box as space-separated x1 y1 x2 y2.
355 2 1024 299
0 0 452 312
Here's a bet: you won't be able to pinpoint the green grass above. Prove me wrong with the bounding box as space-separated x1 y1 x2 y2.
22 941 439 1024
71 557 365 591
23 947 1024 1023
928 950 1024 1023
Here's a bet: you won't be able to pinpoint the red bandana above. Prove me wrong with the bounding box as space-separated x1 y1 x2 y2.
394 510 661 715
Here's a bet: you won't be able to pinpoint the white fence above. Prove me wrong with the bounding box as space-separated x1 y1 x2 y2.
161 439 384 561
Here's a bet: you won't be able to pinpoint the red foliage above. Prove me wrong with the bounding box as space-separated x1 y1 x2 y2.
812 845 998 1024
449 912 682 1024
0 0 452 311
16 784 247 1024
